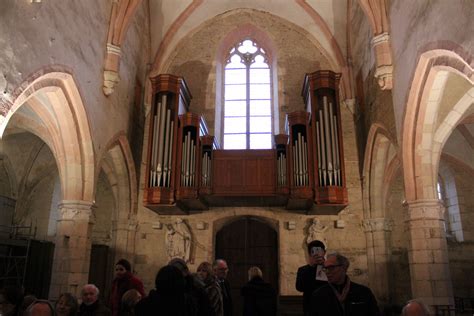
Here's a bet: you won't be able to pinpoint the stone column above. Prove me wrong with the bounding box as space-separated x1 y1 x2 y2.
406 199 454 307
49 200 94 299
112 216 138 266
363 217 393 305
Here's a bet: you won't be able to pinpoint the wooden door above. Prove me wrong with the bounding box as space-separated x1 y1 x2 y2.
215 217 278 316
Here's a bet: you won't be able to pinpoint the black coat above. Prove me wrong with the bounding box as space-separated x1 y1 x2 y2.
241 277 277 316
185 275 213 316
310 281 380 316
134 289 194 316
218 279 233 316
295 265 327 316
79 300 111 316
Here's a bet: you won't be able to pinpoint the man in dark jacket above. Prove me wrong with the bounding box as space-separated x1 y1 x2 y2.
241 266 277 316
296 240 328 316
79 284 111 316
310 253 380 316
214 259 233 316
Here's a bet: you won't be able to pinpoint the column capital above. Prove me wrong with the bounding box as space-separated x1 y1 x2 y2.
362 217 393 232
58 200 94 220
406 199 444 221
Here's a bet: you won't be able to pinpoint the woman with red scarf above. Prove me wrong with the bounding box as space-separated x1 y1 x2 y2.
109 259 145 316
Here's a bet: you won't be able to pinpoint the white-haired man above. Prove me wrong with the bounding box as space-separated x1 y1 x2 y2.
79 284 111 316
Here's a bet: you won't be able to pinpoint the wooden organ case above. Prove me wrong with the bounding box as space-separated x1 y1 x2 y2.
302 70 348 211
144 72 347 215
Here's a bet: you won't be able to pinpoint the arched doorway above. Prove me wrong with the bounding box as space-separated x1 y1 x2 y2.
215 216 278 315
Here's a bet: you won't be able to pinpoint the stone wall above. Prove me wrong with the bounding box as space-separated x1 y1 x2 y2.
166 9 333 137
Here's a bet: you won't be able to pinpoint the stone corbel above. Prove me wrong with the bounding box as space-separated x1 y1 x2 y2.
371 33 393 90
102 0 142 96
358 0 393 90
103 44 122 96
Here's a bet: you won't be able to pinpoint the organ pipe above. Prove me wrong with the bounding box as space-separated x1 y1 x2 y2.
302 70 346 206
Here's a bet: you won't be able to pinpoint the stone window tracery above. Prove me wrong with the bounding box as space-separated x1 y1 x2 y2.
223 39 272 149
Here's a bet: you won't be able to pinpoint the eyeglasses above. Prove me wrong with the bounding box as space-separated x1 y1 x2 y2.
322 264 342 272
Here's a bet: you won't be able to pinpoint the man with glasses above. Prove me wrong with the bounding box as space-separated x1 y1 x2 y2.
310 253 380 316
213 259 232 316
296 240 328 316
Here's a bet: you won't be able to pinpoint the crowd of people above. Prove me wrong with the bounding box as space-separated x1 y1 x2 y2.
0 243 432 316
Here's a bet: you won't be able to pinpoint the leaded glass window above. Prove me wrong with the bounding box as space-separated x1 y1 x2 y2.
224 39 272 149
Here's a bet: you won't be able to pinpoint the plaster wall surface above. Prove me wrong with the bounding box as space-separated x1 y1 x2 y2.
0 0 150 159
389 0 474 140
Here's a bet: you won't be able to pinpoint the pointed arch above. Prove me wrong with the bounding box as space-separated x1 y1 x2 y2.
363 123 399 219
402 50 473 202
0 69 95 202
97 132 138 220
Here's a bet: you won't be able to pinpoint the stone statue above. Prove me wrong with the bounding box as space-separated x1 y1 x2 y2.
165 218 192 262
306 217 328 248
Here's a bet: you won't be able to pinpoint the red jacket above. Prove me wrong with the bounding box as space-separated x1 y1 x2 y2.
109 271 145 316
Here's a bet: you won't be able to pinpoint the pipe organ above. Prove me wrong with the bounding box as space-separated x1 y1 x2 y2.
145 74 191 213
303 70 348 206
274 134 289 194
144 71 346 215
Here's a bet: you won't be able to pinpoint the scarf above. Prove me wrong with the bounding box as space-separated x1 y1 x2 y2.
328 276 351 303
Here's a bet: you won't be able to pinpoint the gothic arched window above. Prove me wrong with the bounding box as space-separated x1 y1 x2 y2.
223 39 272 149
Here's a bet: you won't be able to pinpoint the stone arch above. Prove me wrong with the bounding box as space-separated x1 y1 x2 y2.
214 23 280 139
96 132 138 261
97 132 137 220
363 123 399 219
0 69 95 202
402 50 473 202
362 123 401 305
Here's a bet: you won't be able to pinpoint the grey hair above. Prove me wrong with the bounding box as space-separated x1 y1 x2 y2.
401 299 431 316
82 284 100 296
326 252 350 270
